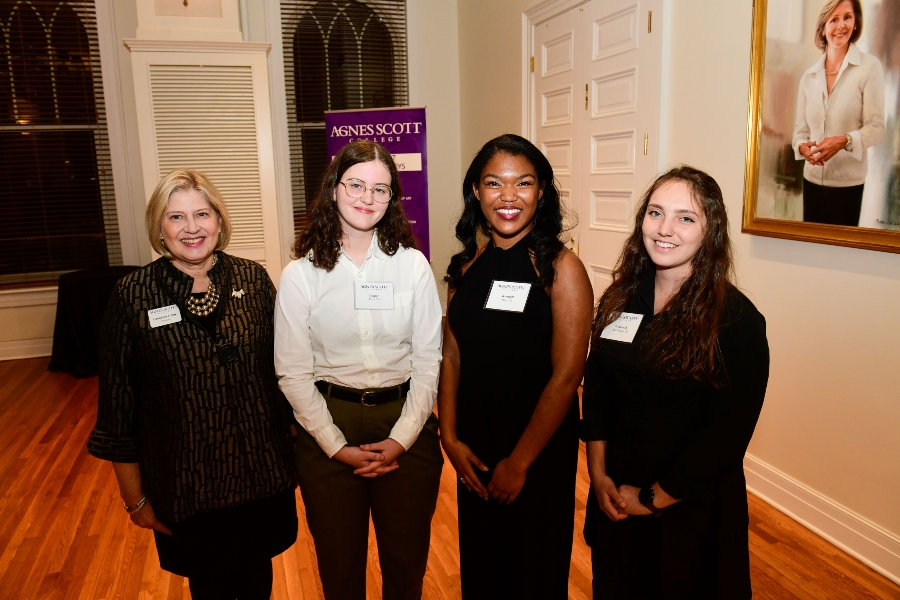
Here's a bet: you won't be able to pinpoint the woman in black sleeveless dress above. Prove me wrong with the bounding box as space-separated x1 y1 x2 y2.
438 135 593 599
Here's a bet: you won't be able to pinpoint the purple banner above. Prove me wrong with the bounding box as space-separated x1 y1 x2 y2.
325 107 429 259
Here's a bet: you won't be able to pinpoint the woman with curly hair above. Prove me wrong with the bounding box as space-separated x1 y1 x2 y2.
274 140 443 600
582 166 769 598
438 134 593 598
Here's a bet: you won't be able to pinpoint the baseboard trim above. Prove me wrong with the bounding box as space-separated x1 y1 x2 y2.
744 454 900 585
0 338 52 361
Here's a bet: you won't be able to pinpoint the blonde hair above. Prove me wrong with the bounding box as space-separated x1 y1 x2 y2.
815 0 862 51
145 169 232 258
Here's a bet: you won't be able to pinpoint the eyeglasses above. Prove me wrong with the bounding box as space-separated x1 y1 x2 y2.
339 179 393 203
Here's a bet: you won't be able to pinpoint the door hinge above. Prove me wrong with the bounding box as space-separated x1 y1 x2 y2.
530 56 534 73
648 11 652 33
585 84 589 110
644 134 649 155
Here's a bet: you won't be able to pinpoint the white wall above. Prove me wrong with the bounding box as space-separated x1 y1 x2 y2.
412 0 463 306
456 0 900 582
457 0 534 161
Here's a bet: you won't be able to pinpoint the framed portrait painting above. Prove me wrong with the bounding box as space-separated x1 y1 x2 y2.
743 0 900 253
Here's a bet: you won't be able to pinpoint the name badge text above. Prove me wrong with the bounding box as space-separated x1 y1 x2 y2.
354 281 395 310
148 304 182 328
599 312 644 343
484 280 532 313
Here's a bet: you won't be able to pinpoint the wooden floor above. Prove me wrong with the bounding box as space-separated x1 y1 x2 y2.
0 358 898 599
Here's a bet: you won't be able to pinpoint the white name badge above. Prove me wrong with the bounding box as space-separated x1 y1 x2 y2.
148 304 182 328
599 312 644 343
484 280 532 313
354 281 395 310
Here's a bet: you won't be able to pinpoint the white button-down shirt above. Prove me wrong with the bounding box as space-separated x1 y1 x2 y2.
275 234 442 457
792 43 885 187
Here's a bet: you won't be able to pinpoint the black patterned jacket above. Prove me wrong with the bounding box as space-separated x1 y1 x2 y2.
88 253 296 523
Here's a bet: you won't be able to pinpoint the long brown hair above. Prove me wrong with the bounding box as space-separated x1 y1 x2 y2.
291 140 417 270
591 165 734 383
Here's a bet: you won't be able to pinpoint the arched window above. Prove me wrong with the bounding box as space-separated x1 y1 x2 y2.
281 0 407 232
0 0 117 286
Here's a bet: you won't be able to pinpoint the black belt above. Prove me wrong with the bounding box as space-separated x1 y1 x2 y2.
315 380 410 407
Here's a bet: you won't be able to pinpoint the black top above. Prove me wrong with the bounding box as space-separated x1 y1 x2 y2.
581 271 769 595
448 234 579 469
87 253 296 523
448 235 581 598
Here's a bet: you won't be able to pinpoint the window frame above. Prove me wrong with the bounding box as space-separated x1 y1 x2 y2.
263 0 422 268
0 0 137 303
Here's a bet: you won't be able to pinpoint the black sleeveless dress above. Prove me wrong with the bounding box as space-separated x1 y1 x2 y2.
447 235 579 599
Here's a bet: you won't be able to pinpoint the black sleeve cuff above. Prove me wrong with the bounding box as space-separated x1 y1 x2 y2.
87 429 139 463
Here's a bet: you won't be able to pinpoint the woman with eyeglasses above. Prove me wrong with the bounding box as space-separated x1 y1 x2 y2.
275 140 443 600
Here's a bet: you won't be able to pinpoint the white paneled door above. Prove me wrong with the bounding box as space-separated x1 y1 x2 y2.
532 0 662 301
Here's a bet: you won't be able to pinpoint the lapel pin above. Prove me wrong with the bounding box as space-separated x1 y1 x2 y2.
232 288 245 298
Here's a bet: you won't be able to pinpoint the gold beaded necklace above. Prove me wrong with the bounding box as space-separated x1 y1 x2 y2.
185 254 220 317
186 282 220 316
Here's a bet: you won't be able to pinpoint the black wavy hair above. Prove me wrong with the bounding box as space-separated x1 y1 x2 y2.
445 134 566 290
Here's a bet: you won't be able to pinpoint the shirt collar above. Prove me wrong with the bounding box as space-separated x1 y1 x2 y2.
846 42 861 66
338 231 388 273
806 42 861 77
368 231 389 261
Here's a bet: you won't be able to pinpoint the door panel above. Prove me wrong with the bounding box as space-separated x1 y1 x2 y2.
532 0 662 300
580 0 662 300
534 8 582 254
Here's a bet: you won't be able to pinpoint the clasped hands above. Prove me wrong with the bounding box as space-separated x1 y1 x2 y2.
334 438 405 478
443 438 526 504
593 475 656 521
799 136 847 166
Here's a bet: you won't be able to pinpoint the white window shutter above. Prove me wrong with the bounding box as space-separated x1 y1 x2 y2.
126 41 284 283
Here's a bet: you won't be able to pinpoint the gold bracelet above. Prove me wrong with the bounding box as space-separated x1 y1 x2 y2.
124 495 148 514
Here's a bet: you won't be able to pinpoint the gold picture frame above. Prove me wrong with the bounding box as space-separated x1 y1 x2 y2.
743 0 900 254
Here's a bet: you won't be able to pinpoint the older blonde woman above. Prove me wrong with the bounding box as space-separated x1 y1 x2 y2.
88 169 297 600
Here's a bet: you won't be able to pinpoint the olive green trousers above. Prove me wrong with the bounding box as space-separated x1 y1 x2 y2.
295 393 442 600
